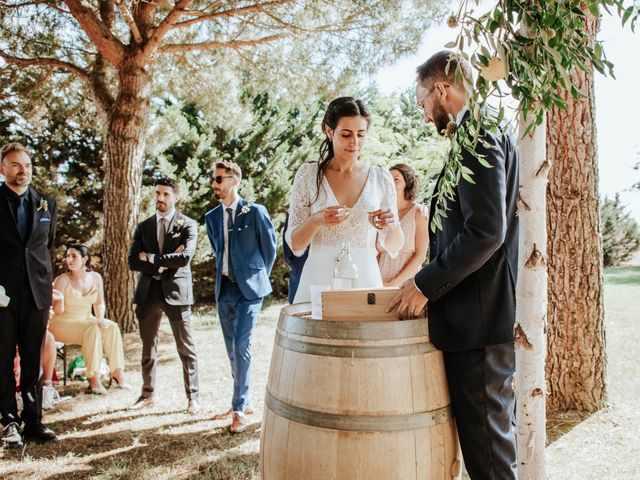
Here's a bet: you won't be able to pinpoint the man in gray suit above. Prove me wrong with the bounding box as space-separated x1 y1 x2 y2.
128 177 200 414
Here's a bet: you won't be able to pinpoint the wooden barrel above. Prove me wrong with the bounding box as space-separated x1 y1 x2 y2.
260 303 461 480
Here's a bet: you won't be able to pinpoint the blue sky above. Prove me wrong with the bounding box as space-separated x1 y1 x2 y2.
372 11 640 222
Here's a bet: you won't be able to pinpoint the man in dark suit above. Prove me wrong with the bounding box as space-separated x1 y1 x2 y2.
128 177 200 414
390 51 519 479
205 161 276 433
0 142 57 447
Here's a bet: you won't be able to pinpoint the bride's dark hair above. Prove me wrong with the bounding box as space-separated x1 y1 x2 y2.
314 97 371 202
67 243 93 271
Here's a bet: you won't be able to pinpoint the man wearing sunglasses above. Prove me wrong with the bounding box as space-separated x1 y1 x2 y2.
205 161 276 433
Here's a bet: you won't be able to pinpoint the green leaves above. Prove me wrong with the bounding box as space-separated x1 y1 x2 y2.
428 0 639 231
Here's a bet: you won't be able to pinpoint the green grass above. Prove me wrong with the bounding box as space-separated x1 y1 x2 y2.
0 270 637 479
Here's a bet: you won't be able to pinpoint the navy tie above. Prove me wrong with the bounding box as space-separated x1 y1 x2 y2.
226 207 236 282
16 195 28 241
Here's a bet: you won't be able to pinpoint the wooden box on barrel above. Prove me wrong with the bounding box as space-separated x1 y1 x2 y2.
260 288 461 480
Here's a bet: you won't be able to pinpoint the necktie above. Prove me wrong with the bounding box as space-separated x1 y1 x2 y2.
226 207 236 281
16 195 28 241
158 217 167 253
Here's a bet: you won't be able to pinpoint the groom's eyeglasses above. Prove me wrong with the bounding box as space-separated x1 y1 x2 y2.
416 85 436 115
213 175 234 184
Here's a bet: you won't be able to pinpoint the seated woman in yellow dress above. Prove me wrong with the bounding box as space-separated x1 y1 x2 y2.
50 244 129 394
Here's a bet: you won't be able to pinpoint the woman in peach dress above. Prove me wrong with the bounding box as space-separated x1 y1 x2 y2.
377 164 429 286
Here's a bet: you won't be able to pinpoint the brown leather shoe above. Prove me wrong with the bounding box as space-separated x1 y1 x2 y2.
229 412 248 434
187 399 201 415
214 405 253 419
129 396 154 411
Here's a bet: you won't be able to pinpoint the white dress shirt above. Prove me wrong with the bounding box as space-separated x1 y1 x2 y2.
222 197 240 276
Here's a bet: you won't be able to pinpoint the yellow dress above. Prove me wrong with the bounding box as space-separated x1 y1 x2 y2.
50 283 125 378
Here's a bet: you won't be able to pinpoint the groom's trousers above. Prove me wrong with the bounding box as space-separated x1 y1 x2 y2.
443 341 517 480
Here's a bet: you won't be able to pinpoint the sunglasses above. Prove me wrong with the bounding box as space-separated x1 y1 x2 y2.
213 175 234 184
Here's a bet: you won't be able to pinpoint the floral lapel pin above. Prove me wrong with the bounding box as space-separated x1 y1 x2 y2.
171 217 186 238
37 199 48 212
238 203 252 216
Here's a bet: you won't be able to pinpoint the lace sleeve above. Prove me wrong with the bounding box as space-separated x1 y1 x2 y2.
377 167 401 256
285 163 315 257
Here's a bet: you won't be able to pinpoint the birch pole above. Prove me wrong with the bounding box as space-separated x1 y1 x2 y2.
515 113 549 479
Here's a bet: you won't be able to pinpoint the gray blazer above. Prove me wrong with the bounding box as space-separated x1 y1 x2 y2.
128 211 197 306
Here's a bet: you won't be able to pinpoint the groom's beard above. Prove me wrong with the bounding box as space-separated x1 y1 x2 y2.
432 102 449 136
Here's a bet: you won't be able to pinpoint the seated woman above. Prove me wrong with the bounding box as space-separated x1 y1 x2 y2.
50 244 129 394
377 164 429 286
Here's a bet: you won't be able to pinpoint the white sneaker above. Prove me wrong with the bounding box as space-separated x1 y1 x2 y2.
42 384 71 410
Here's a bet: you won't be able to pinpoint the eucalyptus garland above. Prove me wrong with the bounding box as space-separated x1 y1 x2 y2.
429 0 640 232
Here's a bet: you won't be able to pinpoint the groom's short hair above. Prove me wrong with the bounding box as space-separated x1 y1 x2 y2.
0 142 30 162
416 50 472 91
215 161 242 181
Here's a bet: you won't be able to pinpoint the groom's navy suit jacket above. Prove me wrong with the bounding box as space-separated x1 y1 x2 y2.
205 198 277 302
415 113 520 352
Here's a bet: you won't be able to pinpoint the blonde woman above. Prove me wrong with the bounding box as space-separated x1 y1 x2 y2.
50 244 128 394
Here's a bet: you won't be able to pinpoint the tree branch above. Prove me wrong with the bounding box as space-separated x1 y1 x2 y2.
63 0 125 67
142 0 195 58
159 34 283 53
0 50 90 83
169 0 293 29
115 0 143 43
0 1 71 14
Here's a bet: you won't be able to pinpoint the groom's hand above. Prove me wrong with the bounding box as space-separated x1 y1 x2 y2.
387 279 427 320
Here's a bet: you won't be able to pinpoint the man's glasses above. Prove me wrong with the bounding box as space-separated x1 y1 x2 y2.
416 85 437 115
213 175 234 184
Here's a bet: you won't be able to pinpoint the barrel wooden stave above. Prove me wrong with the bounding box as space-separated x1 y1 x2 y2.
260 304 461 480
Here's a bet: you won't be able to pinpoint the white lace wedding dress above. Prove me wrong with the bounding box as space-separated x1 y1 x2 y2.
285 162 399 304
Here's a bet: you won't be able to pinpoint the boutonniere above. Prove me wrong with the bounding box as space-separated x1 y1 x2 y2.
37 199 48 212
444 121 457 140
238 203 252 216
171 218 186 238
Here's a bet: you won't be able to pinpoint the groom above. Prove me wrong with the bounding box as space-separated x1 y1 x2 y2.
0 142 58 447
205 161 276 433
390 51 519 479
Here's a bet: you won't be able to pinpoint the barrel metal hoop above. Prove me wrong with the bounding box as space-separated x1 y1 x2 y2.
275 333 435 358
278 314 428 340
265 391 452 432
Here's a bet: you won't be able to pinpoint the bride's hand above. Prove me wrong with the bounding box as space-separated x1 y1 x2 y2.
368 208 397 230
310 205 351 227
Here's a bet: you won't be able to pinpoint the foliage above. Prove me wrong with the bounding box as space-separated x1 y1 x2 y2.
0 0 448 123
0 72 104 268
145 87 446 301
601 195 640 267
429 0 640 232
1 83 447 302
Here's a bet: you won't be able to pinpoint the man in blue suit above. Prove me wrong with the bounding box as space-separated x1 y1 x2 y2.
205 161 276 433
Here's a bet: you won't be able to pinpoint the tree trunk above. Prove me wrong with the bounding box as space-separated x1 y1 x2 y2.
515 113 548 480
545 14 606 413
103 53 152 333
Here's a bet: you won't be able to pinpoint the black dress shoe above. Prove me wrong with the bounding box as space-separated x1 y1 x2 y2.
22 423 57 443
2 422 23 448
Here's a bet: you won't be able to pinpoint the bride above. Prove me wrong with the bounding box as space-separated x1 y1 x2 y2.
286 97 404 304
